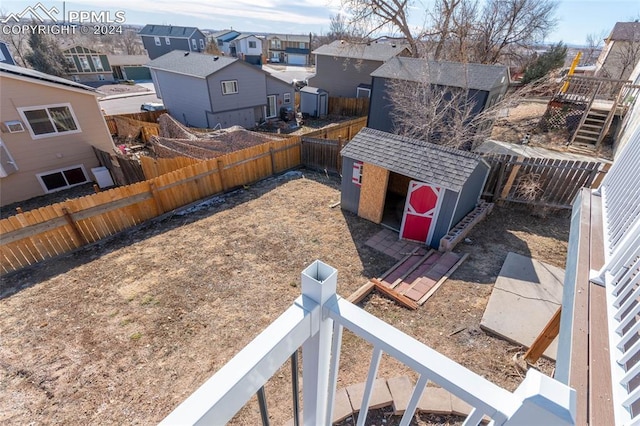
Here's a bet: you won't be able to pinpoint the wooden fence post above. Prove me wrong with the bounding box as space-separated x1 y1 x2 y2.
498 156 524 204
591 162 611 188
337 137 344 174
269 147 276 175
149 181 165 214
61 207 88 245
217 159 227 191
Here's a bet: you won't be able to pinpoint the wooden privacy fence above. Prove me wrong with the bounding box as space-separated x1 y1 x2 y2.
0 136 302 275
481 154 610 209
104 110 164 143
328 97 370 117
301 137 345 174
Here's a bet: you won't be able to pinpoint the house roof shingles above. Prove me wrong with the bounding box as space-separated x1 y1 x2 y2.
371 57 508 91
609 22 640 41
139 25 201 39
146 50 238 78
313 40 409 61
0 62 97 93
341 127 483 192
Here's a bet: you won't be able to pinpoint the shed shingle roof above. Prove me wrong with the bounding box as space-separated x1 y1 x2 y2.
341 128 483 192
139 25 201 38
371 57 508 91
313 40 409 61
146 50 238 78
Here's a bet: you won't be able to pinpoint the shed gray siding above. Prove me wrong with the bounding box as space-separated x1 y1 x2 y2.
340 157 361 214
430 188 459 248
153 70 210 128
308 56 382 97
450 161 489 227
367 77 490 134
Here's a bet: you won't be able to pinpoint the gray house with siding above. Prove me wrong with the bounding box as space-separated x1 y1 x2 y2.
139 25 207 60
146 50 293 129
368 57 508 135
340 128 489 247
307 40 410 98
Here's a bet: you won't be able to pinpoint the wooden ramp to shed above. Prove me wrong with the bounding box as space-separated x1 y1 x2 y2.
349 247 467 308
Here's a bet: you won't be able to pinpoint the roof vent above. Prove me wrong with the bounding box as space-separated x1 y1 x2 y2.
213 56 219 61
391 43 396 47
184 52 190 56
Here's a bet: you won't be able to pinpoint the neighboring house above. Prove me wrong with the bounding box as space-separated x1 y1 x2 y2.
0 63 116 206
146 50 293 129
265 34 311 65
307 40 410 98
107 54 152 81
340 127 489 247
210 30 241 56
62 46 114 84
367 57 509 134
595 21 640 80
229 34 263 65
0 41 16 65
139 24 207 60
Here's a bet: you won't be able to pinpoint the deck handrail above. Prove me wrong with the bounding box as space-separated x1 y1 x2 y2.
160 260 576 425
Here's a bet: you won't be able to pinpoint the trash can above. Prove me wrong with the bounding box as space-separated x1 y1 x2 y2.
91 166 115 188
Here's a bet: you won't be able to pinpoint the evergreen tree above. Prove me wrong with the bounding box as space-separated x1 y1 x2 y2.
24 28 68 76
521 42 567 84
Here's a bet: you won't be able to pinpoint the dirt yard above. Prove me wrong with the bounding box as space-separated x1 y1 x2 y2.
0 171 569 425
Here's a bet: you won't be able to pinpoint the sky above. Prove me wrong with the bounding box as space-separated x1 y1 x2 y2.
2 0 639 47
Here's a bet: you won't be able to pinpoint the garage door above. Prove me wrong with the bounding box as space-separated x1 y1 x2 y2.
287 54 306 65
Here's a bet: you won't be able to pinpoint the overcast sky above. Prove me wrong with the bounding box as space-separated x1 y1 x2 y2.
3 0 640 46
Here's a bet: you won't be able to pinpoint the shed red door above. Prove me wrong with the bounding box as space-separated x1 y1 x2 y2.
400 181 442 244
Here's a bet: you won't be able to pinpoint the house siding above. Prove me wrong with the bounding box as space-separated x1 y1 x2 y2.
430 188 459 248
0 77 115 206
340 157 362 214
153 70 211 128
308 56 383 97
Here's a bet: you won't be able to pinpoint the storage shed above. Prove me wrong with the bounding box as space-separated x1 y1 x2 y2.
341 128 490 247
300 86 328 118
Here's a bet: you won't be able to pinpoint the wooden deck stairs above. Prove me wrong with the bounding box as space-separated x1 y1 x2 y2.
570 105 614 147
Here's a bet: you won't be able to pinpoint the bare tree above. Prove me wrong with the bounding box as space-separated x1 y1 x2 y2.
121 29 144 55
583 31 607 65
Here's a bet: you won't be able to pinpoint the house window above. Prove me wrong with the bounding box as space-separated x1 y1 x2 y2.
92 56 103 71
356 87 371 98
352 161 363 186
249 41 256 49
37 165 88 193
165 37 171 45
191 39 197 50
18 104 80 139
0 139 18 178
299 42 305 49
217 39 224 46
154 36 161 46
271 39 281 49
221 80 238 95
284 93 291 103
199 38 205 50
79 56 91 72
65 56 77 72
266 95 277 118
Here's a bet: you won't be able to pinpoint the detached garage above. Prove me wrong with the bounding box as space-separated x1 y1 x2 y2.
340 128 490 247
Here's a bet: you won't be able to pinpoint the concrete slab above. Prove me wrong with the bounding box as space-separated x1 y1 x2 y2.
418 387 452 414
387 376 413 415
333 387 354 423
346 378 393 411
480 252 564 360
450 395 473 416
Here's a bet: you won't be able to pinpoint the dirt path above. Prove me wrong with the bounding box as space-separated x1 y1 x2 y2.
0 171 569 425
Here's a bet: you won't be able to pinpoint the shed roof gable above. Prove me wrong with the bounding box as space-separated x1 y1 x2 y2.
313 40 410 61
340 128 484 191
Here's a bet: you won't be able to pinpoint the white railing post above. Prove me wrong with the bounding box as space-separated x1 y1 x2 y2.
301 261 338 426
505 369 576 425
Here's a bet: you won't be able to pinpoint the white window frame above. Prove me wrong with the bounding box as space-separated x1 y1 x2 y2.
249 41 257 49
356 87 371 98
154 36 161 46
299 42 305 49
199 38 205 50
0 49 5 62
79 56 91 72
17 103 82 140
92 55 103 71
3 120 24 133
191 38 197 50
352 161 363 186
165 37 171 45
266 95 277 118
0 138 18 178
271 39 281 49
65 56 77 72
36 164 89 193
283 92 291 104
221 80 238 95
